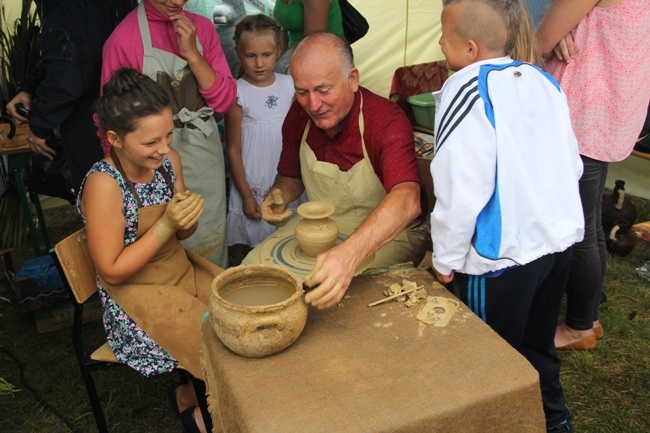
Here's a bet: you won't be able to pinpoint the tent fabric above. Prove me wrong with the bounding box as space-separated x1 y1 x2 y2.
389 60 449 127
352 1 444 98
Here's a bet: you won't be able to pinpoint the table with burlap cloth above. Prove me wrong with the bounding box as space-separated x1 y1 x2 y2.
201 267 545 433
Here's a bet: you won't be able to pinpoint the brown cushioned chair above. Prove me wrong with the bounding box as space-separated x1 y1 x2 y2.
389 60 449 132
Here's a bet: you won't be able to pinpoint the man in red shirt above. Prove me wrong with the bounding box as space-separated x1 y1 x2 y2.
253 33 430 309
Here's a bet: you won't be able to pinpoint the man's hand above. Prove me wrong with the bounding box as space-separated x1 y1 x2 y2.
6 91 31 125
303 243 360 309
260 189 292 227
25 129 56 160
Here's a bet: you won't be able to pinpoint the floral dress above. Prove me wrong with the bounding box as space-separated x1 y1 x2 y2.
77 158 178 376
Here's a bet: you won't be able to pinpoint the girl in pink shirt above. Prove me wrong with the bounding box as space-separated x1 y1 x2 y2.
101 0 235 113
101 0 237 271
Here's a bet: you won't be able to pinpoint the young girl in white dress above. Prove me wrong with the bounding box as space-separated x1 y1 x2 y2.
225 14 301 265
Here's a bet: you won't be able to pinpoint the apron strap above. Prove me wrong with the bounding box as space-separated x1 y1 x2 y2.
158 163 174 191
137 3 155 57
358 92 369 161
111 147 143 208
110 147 175 209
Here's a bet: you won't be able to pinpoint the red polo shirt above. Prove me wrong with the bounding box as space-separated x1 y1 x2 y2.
277 87 421 194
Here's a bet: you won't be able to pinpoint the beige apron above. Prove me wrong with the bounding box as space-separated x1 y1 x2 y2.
100 188 221 379
244 94 429 267
137 4 228 268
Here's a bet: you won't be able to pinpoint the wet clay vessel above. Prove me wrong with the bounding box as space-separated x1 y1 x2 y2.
295 201 338 257
209 264 307 358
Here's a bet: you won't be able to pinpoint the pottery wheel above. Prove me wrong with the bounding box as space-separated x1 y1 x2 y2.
259 233 375 277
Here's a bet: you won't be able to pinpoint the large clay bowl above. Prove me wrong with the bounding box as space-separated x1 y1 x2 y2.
209 264 307 358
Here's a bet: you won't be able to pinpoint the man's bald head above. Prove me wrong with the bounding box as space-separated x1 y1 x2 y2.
288 32 359 136
291 32 355 78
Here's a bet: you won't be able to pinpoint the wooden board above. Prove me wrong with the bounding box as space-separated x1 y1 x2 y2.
0 123 30 155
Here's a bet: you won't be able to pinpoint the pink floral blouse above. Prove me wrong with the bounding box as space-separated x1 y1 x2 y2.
544 0 650 162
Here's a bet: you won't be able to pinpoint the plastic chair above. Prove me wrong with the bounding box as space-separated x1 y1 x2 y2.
51 228 212 433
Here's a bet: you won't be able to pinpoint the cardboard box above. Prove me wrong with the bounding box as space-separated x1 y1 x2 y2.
1 249 68 313
33 297 102 334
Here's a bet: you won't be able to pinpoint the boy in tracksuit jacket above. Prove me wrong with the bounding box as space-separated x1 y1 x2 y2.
430 1 584 432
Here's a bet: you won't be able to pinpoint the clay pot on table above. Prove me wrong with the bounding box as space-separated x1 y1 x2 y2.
295 201 339 257
602 180 637 233
209 264 307 358
605 219 636 256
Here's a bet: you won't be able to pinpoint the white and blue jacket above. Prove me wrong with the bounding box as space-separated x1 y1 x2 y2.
430 57 584 276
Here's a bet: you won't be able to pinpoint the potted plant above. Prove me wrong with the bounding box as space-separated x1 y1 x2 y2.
0 0 41 249
0 0 41 99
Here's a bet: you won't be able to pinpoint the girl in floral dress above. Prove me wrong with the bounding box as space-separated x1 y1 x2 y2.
78 68 220 433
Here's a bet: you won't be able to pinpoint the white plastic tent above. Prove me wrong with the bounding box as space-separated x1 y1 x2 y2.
3 0 647 199
352 1 649 200
352 1 444 97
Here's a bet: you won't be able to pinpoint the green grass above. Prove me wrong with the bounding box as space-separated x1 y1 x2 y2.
556 192 650 433
0 205 179 433
1 195 650 432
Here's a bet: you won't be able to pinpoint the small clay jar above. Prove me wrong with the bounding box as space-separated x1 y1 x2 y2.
209 264 307 358
602 180 637 233
606 219 636 257
295 201 338 257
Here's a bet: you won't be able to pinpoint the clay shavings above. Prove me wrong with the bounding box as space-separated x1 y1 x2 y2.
368 279 427 308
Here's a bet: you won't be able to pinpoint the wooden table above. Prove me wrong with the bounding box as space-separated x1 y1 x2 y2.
201 267 545 433
0 123 51 255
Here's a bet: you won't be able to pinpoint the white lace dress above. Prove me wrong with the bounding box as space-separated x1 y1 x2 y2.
227 74 302 247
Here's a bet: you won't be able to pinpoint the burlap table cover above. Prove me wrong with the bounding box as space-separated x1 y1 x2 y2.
201 268 545 433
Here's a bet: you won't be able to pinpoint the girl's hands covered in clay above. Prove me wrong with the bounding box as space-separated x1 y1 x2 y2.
260 189 292 226
153 190 203 245
164 190 204 231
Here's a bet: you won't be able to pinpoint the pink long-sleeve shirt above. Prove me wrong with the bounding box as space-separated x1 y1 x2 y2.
100 0 236 113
